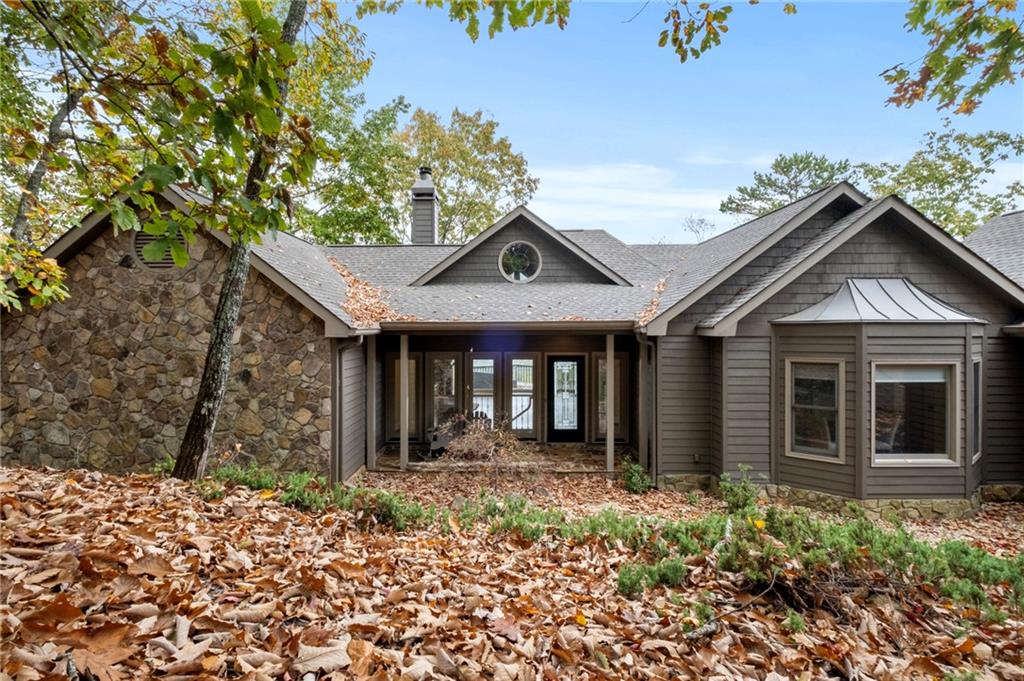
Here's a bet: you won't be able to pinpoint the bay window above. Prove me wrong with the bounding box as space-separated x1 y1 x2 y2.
872 363 957 466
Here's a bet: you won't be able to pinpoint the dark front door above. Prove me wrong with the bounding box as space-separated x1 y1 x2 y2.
547 356 585 442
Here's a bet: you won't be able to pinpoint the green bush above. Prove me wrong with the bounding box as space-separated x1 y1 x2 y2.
280 472 329 512
783 609 806 633
621 463 653 494
211 462 278 490
617 557 688 597
718 464 760 512
150 454 175 477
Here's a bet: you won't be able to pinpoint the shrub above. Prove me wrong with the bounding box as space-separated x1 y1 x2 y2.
616 557 688 597
621 463 653 494
212 462 278 490
783 609 806 633
195 478 225 501
150 454 175 477
280 472 329 512
718 464 760 512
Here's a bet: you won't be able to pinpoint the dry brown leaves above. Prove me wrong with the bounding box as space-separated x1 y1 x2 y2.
3 466 1023 680
905 502 1024 558
358 470 724 520
635 277 668 327
327 256 416 328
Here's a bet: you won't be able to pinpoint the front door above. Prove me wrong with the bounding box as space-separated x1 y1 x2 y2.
547 356 585 442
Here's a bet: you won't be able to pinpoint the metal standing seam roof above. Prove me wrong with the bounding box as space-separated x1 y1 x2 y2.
772 278 985 324
965 210 1024 287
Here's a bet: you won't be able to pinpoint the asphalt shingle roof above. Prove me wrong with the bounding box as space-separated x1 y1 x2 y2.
966 210 1024 287
628 244 696 271
696 197 885 328
254 230 353 326
655 186 836 314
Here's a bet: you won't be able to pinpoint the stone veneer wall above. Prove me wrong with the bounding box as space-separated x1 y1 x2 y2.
1 224 332 474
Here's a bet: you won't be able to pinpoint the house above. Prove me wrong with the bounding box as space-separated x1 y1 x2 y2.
967 209 1024 288
3 170 1024 517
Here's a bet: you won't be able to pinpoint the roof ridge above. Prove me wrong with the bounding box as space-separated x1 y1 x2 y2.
691 183 838 247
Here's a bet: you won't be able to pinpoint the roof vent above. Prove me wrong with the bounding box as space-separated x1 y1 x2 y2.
410 166 439 244
132 231 185 270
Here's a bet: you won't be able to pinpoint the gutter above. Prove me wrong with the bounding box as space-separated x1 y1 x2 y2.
379 320 637 333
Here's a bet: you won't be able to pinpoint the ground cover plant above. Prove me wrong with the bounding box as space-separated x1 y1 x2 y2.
2 465 1022 679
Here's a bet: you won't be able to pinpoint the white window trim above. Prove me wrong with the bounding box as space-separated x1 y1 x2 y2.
498 240 542 284
870 360 960 468
784 358 846 465
971 358 982 465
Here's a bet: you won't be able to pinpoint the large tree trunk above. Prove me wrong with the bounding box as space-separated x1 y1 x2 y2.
173 0 308 480
10 89 83 242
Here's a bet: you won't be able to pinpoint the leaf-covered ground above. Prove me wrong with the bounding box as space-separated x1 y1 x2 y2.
361 470 1024 558
2 467 1023 680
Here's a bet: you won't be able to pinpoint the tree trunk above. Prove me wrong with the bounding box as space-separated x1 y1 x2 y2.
10 89 83 242
173 0 308 480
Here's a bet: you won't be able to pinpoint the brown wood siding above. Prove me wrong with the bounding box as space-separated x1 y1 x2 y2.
733 217 1023 489
429 217 613 284
710 341 723 475
863 331 967 499
724 337 771 477
657 336 711 474
775 331 858 498
985 336 1024 484
340 343 366 480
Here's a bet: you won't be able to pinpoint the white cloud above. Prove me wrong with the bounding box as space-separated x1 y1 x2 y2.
527 162 732 243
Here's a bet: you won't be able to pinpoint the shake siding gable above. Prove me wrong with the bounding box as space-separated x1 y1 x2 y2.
429 216 614 284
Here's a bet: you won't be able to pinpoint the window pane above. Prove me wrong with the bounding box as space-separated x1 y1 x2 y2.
553 360 578 430
790 362 839 457
510 358 535 432
793 363 837 409
470 358 495 422
431 357 458 429
875 366 948 455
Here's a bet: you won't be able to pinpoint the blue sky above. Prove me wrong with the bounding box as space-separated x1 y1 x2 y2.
353 2 1024 243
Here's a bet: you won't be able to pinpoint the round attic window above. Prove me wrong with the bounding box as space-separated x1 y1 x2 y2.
499 241 542 283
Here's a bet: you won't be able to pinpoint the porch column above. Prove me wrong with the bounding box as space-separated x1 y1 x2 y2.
606 333 615 472
366 334 377 471
399 334 409 470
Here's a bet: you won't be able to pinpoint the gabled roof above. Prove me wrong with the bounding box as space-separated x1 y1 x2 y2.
643 182 870 334
696 195 1024 336
42 185 355 337
410 206 632 286
773 278 984 324
965 210 1024 286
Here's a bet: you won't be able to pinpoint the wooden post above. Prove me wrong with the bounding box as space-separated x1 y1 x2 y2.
606 334 615 473
366 335 376 471
399 334 409 470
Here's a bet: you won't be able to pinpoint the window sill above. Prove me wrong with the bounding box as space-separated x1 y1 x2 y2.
785 450 845 465
870 457 959 468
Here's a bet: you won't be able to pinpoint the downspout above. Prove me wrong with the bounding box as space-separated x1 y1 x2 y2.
636 331 658 484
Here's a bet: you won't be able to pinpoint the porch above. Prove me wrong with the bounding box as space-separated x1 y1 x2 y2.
373 442 636 473
362 329 653 473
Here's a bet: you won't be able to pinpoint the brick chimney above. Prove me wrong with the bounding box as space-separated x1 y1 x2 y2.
410 166 439 244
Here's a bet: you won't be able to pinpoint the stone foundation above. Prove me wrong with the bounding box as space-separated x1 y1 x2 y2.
658 474 714 492
763 484 981 521
979 484 1024 503
1 225 332 474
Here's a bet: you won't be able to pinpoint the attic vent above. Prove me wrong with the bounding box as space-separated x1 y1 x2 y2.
132 231 185 270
